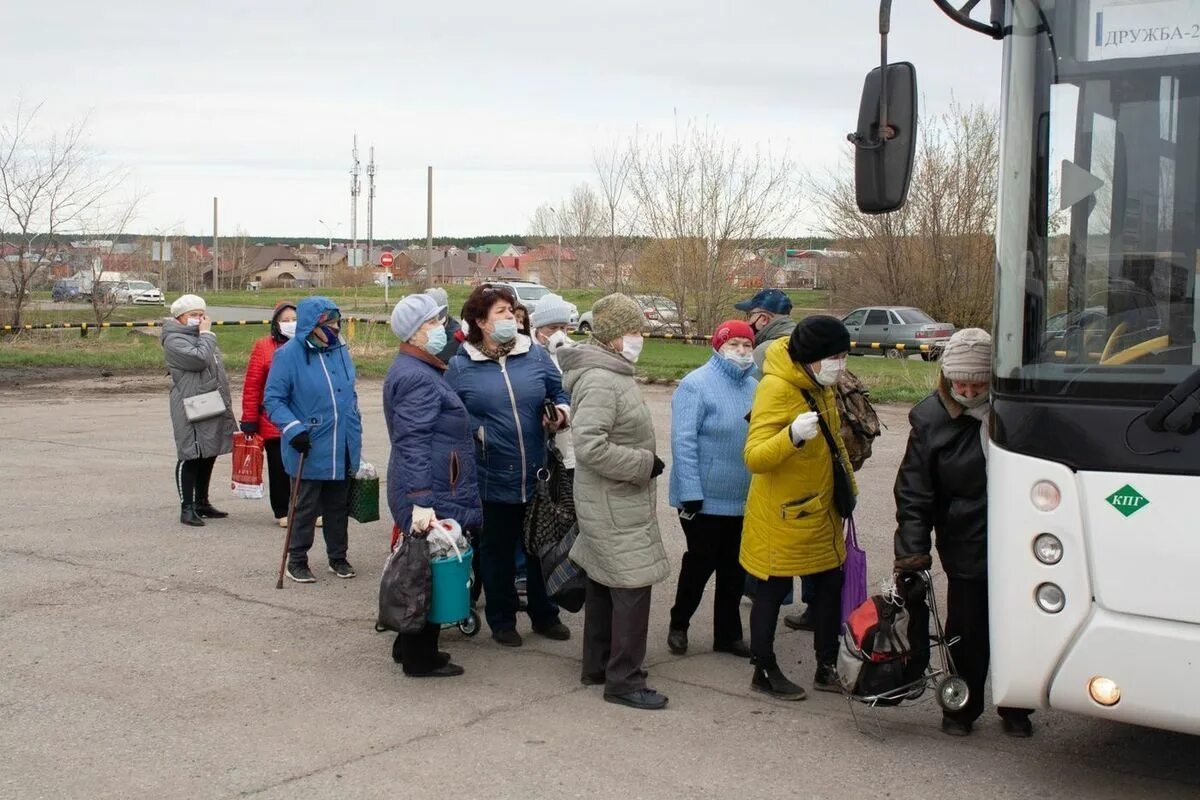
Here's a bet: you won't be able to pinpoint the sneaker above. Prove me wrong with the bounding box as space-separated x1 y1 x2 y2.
533 621 571 641
783 610 815 631
666 628 688 655
751 658 807 701
713 639 752 659
286 563 316 583
813 663 841 693
604 688 668 710
492 629 523 647
328 560 356 579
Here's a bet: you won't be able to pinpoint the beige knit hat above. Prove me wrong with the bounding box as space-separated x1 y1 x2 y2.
941 328 991 382
590 293 645 343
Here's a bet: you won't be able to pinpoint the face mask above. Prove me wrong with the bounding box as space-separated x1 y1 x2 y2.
720 346 754 371
815 357 845 386
951 389 989 409
422 326 448 355
186 318 201 327
279 321 297 339
965 403 990 421
621 334 644 363
545 330 572 353
491 318 518 343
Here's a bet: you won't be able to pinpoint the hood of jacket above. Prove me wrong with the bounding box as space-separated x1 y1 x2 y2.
558 342 633 393
296 296 343 349
160 317 196 341
761 336 819 393
754 315 796 346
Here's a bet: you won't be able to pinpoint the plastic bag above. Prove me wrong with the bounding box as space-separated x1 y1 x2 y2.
377 533 431 633
841 517 868 624
355 461 378 479
426 519 468 561
230 432 265 499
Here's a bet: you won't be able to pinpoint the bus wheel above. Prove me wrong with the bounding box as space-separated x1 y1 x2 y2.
937 676 970 712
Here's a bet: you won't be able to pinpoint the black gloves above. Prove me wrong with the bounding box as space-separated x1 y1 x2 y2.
680 500 703 516
650 456 665 479
240 421 259 435
290 431 311 455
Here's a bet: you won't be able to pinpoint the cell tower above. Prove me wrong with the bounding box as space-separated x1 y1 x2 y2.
350 135 361 267
367 145 376 273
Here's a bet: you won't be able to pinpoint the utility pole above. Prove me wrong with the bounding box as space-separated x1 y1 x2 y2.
426 166 433 290
212 197 219 293
367 145 376 276
350 135 361 270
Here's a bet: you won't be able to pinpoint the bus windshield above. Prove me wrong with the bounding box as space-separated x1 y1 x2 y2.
994 0 1200 402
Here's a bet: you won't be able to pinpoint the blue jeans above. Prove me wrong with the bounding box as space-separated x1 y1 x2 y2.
480 501 558 632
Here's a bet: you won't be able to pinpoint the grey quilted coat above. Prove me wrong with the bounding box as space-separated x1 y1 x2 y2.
558 343 668 589
162 319 236 461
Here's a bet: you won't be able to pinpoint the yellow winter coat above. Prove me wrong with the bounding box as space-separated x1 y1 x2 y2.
739 338 858 579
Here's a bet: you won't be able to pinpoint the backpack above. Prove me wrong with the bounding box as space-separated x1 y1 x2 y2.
837 577 931 704
835 369 882 471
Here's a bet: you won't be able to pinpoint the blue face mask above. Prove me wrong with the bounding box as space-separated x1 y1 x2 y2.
491 319 518 343
423 326 448 355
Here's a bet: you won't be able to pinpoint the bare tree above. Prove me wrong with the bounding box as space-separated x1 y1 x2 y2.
593 143 639 292
819 103 999 327
81 198 144 328
0 102 128 328
627 120 801 334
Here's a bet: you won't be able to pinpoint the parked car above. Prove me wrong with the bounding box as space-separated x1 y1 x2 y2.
51 279 82 302
373 273 395 286
488 280 579 329
577 294 691 335
109 280 165 305
841 306 954 360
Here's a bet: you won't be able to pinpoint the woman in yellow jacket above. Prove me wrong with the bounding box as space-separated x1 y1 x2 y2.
741 315 856 701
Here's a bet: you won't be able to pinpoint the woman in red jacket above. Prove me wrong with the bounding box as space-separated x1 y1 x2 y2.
241 301 298 526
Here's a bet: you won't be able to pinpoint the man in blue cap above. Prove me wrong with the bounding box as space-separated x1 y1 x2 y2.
734 288 795 374
734 288 813 631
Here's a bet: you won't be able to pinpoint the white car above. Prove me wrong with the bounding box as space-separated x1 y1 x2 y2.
489 281 579 329
110 280 165 305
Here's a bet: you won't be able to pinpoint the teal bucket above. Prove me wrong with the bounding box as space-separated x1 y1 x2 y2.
428 546 473 625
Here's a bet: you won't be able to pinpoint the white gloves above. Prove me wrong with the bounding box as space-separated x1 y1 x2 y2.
412 506 437 532
790 411 820 445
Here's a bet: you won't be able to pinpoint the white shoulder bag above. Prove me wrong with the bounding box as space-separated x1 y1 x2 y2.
183 390 227 422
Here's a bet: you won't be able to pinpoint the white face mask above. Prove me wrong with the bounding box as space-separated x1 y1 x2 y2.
719 344 754 371
952 389 990 409
279 321 297 339
185 317 202 327
621 334 644 363
491 318 518 343
544 330 572 353
815 357 846 386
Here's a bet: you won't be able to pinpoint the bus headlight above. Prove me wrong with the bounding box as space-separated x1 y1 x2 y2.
1088 676 1121 706
1033 533 1063 565
1035 582 1065 613
1031 481 1061 512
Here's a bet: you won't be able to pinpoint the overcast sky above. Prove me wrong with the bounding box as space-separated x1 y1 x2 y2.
4 1 1001 239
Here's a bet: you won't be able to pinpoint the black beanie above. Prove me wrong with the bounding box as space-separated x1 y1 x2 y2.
787 315 852 364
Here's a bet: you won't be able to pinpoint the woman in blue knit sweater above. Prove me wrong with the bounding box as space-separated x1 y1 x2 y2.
667 320 758 657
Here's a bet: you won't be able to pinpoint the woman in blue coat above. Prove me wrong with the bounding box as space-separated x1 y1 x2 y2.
384 294 484 677
445 284 571 647
666 320 758 658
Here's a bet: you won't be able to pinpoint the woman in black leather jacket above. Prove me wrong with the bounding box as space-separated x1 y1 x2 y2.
893 328 1034 738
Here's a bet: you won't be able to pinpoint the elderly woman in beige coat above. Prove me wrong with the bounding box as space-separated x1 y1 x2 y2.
559 293 669 711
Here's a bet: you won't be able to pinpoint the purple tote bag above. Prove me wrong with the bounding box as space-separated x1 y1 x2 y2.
841 517 868 623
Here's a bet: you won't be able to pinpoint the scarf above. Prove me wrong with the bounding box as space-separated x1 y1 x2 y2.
478 338 516 360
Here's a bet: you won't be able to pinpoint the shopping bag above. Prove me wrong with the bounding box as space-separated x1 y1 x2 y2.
841 517 868 624
377 532 431 634
348 461 380 523
230 432 264 499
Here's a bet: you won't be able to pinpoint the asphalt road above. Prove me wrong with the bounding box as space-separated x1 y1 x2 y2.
1 379 1197 800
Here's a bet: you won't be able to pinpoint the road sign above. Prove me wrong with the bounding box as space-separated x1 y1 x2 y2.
380 251 394 268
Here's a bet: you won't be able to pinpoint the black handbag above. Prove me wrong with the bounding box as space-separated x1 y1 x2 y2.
523 437 576 556
801 389 857 519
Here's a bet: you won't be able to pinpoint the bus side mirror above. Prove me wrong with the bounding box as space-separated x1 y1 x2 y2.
851 62 918 214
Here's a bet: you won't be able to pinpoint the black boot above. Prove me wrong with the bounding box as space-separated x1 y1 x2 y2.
194 501 228 519
180 503 205 527
751 657 807 701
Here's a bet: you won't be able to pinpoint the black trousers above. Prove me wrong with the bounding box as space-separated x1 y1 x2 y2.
288 479 350 566
176 457 216 505
479 501 558 632
582 578 652 695
750 567 843 666
263 438 291 520
945 577 1033 724
392 623 442 675
669 513 746 644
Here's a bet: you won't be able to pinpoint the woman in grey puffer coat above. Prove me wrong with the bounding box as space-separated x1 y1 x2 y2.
162 294 236 527
558 293 669 712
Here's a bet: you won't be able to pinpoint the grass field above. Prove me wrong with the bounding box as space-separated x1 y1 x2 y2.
0 321 937 403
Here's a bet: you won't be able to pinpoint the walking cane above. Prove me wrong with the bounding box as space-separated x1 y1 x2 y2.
275 451 306 589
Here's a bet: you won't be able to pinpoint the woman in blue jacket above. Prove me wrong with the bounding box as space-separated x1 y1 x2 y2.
263 296 363 584
666 320 758 658
446 284 571 647
384 294 483 677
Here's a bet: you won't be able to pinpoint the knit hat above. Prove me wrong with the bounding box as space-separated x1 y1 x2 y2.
787 315 852 364
941 328 991 383
170 294 206 319
530 293 573 329
390 294 445 342
423 287 450 313
711 319 755 351
590 293 645 343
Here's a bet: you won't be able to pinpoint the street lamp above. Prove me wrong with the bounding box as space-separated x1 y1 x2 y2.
548 205 562 288
317 219 342 288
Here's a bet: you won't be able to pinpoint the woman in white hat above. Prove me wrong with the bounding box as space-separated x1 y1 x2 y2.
162 294 236 527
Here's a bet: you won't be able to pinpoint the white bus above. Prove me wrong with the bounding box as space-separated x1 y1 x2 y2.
855 0 1200 735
